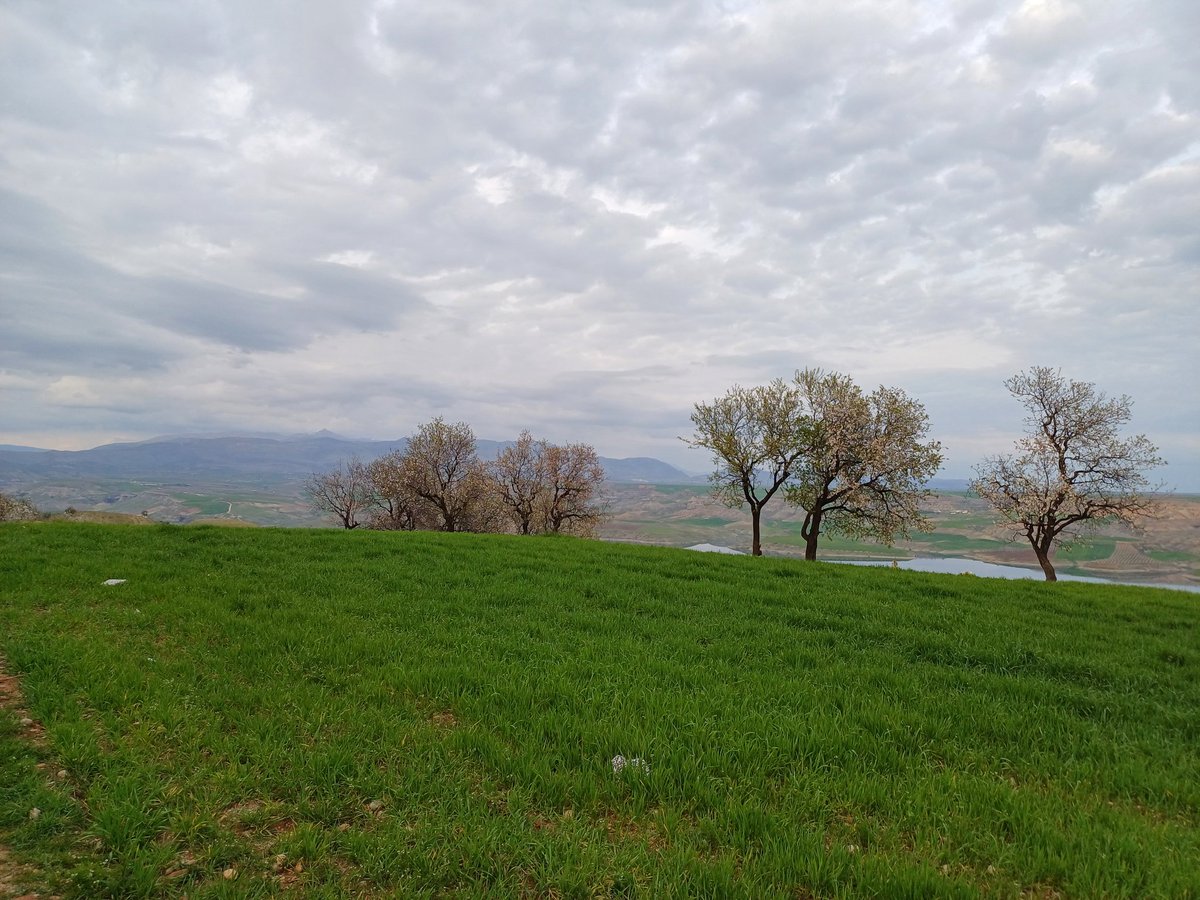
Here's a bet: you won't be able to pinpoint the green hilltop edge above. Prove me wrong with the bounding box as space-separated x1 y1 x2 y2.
1 522 1197 898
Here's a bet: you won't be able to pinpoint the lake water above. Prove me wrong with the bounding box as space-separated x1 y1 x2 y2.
835 556 1200 593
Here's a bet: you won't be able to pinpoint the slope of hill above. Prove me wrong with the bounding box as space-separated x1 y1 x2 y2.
1 523 1197 897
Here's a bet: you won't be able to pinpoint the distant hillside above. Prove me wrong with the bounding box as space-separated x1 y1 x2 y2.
0 432 698 485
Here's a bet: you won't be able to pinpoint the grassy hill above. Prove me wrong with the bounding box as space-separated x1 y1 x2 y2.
1 523 1197 898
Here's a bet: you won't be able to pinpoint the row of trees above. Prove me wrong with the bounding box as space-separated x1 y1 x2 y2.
692 366 1163 581
305 419 607 537
689 368 944 559
310 368 1162 583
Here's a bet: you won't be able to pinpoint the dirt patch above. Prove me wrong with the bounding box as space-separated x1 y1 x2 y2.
0 668 45 748
0 659 55 899
0 845 50 899
429 710 458 729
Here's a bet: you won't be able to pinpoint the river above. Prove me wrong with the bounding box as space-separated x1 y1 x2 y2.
836 556 1200 593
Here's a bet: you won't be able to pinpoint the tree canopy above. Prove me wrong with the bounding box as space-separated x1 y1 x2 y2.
306 422 606 538
303 458 370 529
786 369 943 561
689 371 942 558
969 367 1165 581
687 379 814 556
489 431 607 536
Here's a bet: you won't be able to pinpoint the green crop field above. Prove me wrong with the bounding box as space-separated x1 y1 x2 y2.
1055 540 1119 564
905 533 1008 554
1 523 1198 898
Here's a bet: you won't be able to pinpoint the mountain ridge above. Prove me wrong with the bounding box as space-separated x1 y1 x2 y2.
0 432 701 484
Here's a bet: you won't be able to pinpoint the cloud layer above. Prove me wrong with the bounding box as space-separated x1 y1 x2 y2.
2 0 1197 486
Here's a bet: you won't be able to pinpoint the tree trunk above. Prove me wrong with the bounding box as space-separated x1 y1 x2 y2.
751 506 762 556
802 510 821 561
1032 540 1057 581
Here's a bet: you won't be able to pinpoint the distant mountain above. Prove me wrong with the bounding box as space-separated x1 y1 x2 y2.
0 435 401 481
0 444 48 452
0 433 698 485
600 456 697 483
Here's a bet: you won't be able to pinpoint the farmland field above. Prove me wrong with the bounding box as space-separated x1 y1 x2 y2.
1 522 1198 897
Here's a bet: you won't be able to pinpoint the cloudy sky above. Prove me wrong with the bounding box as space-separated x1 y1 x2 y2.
2 0 1197 487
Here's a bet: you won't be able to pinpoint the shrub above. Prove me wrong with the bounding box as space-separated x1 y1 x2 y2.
0 491 40 521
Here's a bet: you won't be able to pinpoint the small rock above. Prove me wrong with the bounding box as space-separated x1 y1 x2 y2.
20 717 33 726
986 865 997 875
271 854 287 872
102 578 127 586
222 867 238 880
57 769 68 779
337 822 350 832
367 799 384 812
29 807 41 820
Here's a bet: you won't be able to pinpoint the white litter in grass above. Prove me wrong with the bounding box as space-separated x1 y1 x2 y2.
686 543 744 555
102 578 127 586
611 755 650 775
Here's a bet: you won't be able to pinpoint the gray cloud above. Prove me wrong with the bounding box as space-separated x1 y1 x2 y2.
1 0 1196 488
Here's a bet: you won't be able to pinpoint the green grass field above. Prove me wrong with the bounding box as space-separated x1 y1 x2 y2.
1 522 1198 898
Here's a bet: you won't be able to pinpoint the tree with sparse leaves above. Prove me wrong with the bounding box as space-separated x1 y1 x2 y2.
363 450 430 531
399 418 491 533
539 441 607 536
488 431 607 536
687 379 814 556
303 458 370 529
785 369 943 561
969 367 1165 582
489 430 545 535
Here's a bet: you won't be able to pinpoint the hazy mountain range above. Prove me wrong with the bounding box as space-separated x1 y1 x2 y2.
0 432 701 485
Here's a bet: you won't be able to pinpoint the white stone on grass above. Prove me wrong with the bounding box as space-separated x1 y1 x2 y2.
611 755 650 775
685 543 744 555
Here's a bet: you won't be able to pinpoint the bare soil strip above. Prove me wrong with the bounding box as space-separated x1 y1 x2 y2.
0 658 55 899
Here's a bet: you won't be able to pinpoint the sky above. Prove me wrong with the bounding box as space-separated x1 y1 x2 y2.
1 0 1197 488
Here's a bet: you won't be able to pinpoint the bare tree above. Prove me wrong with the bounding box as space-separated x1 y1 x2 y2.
400 418 488 532
304 458 370 529
488 431 607 536
489 430 544 535
540 441 607 536
969 367 1165 581
687 380 814 556
785 369 943 561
